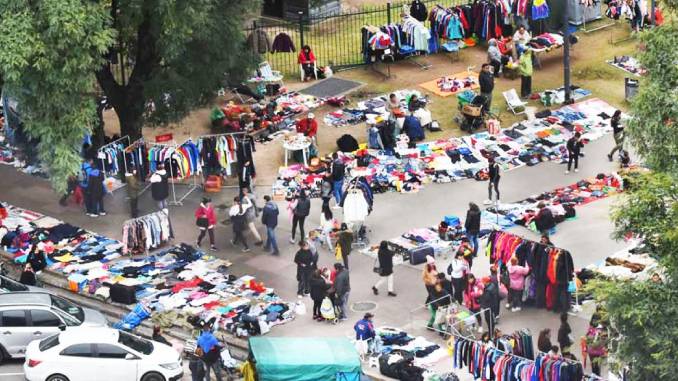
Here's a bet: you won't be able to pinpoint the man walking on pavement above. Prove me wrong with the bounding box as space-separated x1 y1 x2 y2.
261 195 280 255
151 163 170 209
566 132 584 174
294 241 314 296
479 63 495 112
331 153 345 207
484 157 501 205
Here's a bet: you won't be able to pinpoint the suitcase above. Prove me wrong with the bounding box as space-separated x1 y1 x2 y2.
110 283 137 304
409 245 434 265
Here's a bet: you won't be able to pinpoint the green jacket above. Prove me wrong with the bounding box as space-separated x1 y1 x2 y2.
518 51 533 77
126 174 140 198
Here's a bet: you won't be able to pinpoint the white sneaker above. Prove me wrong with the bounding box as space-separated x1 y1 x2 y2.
515 307 522 311
477 326 484 333
574 169 579 173
483 199 492 205
511 307 519 312
565 170 570 174
289 237 296 244
505 303 511 309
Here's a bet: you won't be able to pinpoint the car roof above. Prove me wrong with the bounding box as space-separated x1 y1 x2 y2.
58 327 120 346
0 292 51 305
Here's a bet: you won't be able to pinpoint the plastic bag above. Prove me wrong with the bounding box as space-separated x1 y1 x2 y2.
294 301 307 315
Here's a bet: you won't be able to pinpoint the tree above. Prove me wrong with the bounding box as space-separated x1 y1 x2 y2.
0 0 259 192
96 0 260 140
0 0 114 194
590 10 678 379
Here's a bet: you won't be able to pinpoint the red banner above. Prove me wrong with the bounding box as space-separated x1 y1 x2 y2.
155 133 173 143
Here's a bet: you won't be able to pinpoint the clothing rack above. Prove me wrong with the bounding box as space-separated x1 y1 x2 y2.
197 131 255 187
147 140 199 206
121 210 173 255
450 330 602 381
97 135 130 192
125 138 152 196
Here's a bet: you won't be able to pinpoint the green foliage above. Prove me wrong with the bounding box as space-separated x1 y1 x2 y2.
588 279 678 380
0 0 114 193
625 22 678 174
104 0 260 132
611 172 678 270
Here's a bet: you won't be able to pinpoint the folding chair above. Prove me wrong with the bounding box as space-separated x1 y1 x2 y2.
299 62 318 81
258 61 284 87
502 88 528 115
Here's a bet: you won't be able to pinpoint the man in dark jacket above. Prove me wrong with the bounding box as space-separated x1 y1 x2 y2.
337 223 354 270
334 262 351 321
261 195 280 255
566 132 584 174
535 202 556 236
294 241 314 296
479 63 495 111
331 153 345 205
151 164 170 209
464 202 481 256
87 165 106 217
320 172 333 209
290 190 311 244
480 270 500 336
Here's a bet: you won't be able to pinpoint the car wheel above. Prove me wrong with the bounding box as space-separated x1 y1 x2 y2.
46 375 70 381
141 372 165 381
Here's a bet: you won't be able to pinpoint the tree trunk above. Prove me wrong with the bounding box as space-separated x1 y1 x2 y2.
116 98 144 141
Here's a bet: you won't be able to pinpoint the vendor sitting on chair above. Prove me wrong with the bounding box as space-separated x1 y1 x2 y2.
298 45 317 81
296 113 319 143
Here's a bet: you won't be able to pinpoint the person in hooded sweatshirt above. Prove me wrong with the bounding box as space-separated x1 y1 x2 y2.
151 163 170 209
86 163 106 217
229 197 250 253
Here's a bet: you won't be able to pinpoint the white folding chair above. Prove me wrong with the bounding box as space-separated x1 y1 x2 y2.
258 61 284 86
299 62 318 81
503 88 528 115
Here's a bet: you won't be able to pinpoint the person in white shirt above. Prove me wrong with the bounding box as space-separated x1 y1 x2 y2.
512 25 531 57
447 251 470 304
319 204 336 250
241 190 263 245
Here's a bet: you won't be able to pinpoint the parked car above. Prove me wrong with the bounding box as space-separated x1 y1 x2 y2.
24 327 183 381
0 274 31 293
0 292 107 362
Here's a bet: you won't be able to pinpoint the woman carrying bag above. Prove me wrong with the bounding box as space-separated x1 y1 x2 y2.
195 197 217 251
372 241 397 297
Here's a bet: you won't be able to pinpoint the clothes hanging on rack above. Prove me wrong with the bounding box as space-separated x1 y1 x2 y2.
198 135 240 176
401 16 431 51
429 6 468 41
98 143 126 176
147 140 201 179
410 0 428 22
121 211 174 254
271 32 296 53
494 329 534 359
340 177 374 222
486 230 574 312
453 335 585 381
125 140 150 182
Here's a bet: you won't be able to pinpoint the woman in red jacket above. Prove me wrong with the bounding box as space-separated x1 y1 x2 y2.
195 197 217 251
298 45 316 81
464 273 485 333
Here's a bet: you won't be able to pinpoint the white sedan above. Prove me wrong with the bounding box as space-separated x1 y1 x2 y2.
23 327 183 381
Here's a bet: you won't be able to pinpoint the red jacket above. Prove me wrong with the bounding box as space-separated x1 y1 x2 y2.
298 50 316 64
296 118 318 138
195 205 217 226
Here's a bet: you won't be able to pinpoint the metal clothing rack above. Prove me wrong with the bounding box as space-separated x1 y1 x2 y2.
97 135 130 192
198 131 252 188
147 140 199 206
124 138 153 196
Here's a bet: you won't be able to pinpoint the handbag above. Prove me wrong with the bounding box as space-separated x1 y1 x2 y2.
335 245 343 261
372 258 382 275
196 217 209 228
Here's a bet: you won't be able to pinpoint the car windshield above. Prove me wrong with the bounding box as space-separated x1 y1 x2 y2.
50 295 84 322
118 331 153 355
39 334 60 352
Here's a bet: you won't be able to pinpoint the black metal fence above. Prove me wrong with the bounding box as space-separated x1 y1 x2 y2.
244 0 468 76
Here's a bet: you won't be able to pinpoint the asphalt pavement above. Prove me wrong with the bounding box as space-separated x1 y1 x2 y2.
0 131 627 380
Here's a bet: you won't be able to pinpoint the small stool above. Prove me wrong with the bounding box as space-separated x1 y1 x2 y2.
204 175 222 193
503 67 518 80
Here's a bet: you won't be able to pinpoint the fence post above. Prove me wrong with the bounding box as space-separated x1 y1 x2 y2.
387 2 392 25
298 11 305 48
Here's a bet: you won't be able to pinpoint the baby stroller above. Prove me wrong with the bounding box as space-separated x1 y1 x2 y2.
459 94 488 133
320 296 339 324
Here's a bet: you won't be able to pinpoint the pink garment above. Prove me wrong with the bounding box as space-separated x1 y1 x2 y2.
508 264 530 290
189 291 208 300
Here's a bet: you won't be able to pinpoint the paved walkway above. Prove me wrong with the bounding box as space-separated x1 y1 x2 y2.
0 132 627 380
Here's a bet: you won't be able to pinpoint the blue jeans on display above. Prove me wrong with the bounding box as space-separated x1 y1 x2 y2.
467 233 479 256
333 179 344 204
265 226 279 254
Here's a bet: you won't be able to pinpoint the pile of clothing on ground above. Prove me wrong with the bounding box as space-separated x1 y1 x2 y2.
0 202 294 336
607 55 647 76
483 173 624 233
434 75 478 94
527 32 564 51
0 134 46 177
323 89 426 127
274 98 618 201
586 239 659 281
539 86 591 106
376 327 453 381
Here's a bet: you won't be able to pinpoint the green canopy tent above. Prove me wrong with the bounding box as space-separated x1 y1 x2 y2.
249 337 362 381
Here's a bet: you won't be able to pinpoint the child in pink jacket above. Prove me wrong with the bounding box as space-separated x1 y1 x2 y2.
507 256 530 312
